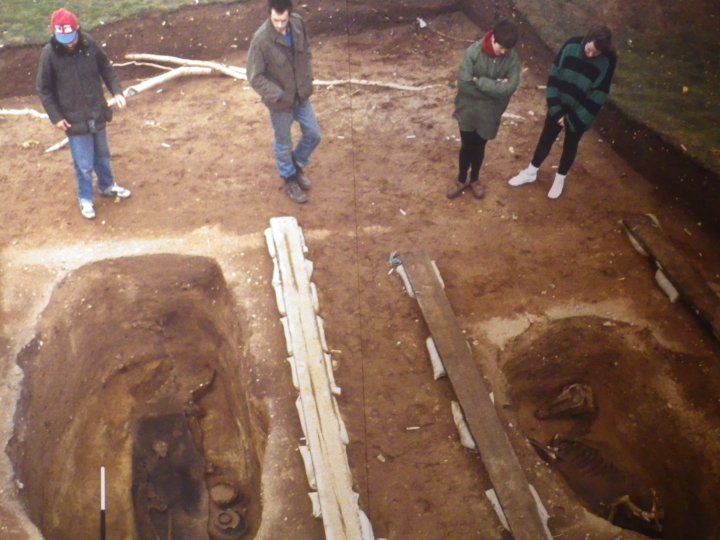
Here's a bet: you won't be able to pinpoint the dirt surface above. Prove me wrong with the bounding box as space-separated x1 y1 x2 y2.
2 1 720 539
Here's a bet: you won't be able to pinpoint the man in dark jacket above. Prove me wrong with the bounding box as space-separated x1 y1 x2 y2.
37 8 130 220
248 0 321 204
508 26 617 199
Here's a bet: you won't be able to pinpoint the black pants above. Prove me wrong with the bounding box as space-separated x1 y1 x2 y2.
458 129 487 184
531 115 584 175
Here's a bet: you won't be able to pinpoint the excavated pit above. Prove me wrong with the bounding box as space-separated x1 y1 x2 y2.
8 254 264 539
502 316 720 539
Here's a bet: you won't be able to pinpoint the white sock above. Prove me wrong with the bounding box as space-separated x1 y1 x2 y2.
548 173 566 199
527 164 539 174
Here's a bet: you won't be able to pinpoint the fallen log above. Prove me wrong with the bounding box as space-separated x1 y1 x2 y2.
313 77 439 91
120 66 212 98
0 108 48 120
113 60 175 71
125 52 439 91
126 53 246 80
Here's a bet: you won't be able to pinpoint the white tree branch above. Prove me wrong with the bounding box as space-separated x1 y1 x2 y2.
125 53 439 91
0 108 49 120
46 66 212 153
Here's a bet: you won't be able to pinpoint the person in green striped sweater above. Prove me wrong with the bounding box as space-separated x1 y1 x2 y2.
508 26 617 199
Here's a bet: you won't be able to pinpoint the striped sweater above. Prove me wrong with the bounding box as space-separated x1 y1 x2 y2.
546 37 616 133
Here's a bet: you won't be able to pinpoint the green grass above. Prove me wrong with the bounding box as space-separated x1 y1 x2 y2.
0 0 232 47
612 41 720 167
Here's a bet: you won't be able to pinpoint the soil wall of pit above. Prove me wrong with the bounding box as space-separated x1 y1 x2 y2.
8 254 265 539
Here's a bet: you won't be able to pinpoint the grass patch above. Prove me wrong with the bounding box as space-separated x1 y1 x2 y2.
0 0 234 47
612 42 720 169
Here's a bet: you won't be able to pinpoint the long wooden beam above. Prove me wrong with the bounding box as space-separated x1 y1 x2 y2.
267 217 372 540
623 214 720 341
398 252 550 540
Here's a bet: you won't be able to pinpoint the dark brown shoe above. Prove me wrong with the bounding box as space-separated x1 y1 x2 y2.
285 179 308 204
470 181 486 199
295 168 312 191
446 182 468 199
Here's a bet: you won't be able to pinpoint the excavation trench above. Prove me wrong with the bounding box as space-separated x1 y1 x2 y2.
8 254 264 539
502 316 720 539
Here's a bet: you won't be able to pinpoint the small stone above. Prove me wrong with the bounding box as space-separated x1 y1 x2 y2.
210 482 239 507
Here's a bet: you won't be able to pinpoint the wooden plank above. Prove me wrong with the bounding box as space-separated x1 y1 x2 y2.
269 217 365 540
400 253 550 540
623 214 720 340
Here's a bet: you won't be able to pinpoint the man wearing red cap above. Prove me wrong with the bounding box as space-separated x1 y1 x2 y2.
37 8 131 220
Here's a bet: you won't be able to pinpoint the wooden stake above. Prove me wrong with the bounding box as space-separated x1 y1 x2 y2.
100 466 106 540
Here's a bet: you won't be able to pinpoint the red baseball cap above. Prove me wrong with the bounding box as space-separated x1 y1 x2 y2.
51 8 79 45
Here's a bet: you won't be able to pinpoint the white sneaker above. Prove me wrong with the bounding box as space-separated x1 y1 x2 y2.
79 199 95 219
548 174 566 199
100 183 132 199
508 167 537 186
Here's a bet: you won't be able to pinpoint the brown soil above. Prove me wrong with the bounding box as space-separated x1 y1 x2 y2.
1 1 720 539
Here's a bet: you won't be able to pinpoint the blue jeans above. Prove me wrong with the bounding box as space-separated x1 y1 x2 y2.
269 98 321 180
67 129 115 201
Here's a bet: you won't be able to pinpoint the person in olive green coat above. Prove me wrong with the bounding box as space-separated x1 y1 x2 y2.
449 20 521 199
248 0 321 204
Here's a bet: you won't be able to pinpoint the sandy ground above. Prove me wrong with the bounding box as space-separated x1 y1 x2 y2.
1 2 720 539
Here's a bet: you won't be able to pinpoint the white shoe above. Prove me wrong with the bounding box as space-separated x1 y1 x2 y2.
100 183 132 199
79 199 95 219
548 175 566 199
508 167 537 186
